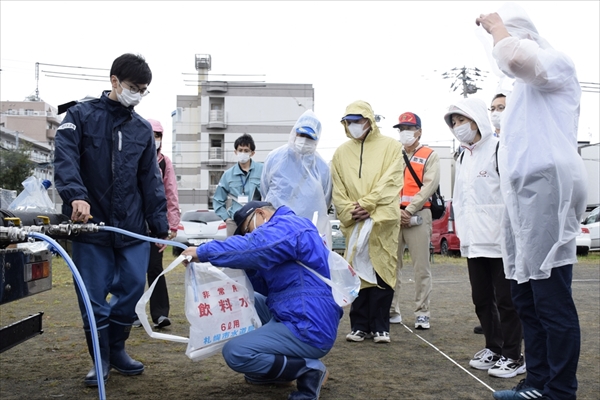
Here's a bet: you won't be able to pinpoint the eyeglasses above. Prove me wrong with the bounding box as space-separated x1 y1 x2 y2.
242 212 256 235
119 79 150 96
489 105 505 112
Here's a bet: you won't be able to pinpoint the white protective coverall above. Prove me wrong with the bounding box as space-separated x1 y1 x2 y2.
444 98 503 259
261 110 333 248
493 3 587 283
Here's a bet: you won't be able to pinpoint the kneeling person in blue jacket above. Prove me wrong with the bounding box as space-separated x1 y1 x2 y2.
182 201 342 400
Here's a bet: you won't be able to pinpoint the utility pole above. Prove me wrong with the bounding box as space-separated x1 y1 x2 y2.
442 67 487 98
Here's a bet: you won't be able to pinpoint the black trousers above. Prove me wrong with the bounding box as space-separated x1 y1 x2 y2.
349 273 394 334
147 243 170 323
467 257 522 359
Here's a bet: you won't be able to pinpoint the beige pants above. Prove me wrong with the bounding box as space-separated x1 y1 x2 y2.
390 208 433 319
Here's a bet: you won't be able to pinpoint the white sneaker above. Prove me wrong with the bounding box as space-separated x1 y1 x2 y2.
346 330 368 342
488 355 527 378
390 315 402 324
373 332 390 343
469 348 501 370
415 315 430 329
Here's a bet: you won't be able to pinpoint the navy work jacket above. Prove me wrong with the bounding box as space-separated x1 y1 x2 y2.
54 91 168 247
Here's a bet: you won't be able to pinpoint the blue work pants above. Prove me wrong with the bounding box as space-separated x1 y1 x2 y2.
511 265 580 400
72 241 150 329
222 293 328 376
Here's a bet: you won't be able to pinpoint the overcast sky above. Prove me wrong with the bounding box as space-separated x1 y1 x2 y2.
1 1 598 161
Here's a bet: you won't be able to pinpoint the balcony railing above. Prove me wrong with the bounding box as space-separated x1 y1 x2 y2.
207 110 226 129
209 147 223 160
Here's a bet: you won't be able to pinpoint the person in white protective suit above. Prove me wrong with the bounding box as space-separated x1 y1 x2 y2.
476 3 587 400
261 110 333 248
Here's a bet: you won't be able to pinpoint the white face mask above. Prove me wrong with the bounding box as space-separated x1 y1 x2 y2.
250 212 268 233
155 140 162 150
490 112 502 130
348 122 367 139
294 137 317 154
399 130 417 147
453 122 478 144
237 152 251 164
116 82 142 107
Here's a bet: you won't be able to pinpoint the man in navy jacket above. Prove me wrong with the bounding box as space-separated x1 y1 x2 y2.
182 201 342 400
54 53 168 387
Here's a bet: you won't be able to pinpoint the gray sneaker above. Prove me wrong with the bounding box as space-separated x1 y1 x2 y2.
415 315 430 329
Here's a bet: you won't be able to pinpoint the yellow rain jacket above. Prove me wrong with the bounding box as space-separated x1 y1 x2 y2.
331 100 404 288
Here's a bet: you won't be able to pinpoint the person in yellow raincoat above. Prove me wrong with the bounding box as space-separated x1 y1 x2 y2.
331 100 404 344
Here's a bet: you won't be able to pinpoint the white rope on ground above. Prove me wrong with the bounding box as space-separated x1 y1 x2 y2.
401 323 496 393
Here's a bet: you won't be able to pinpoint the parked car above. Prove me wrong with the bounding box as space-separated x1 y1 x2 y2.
576 225 591 256
330 219 346 255
430 200 461 256
582 206 600 252
172 210 227 256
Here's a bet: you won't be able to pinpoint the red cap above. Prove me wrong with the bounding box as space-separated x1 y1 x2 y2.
393 112 421 128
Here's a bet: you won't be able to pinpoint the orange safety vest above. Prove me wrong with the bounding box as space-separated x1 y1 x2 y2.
400 146 433 208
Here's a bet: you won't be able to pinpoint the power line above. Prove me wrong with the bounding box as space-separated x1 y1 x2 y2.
37 63 108 71
45 74 108 82
42 70 108 79
182 72 266 77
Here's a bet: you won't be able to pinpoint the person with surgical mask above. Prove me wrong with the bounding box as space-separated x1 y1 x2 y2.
213 133 264 236
489 93 506 137
445 98 525 381
54 53 168 387
331 100 403 344
477 3 586 400
390 112 440 331
261 110 333 248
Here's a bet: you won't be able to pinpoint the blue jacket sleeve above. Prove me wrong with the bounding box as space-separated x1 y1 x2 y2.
195 222 301 270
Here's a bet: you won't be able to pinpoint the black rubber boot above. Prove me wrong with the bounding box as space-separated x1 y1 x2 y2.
84 327 110 387
283 357 327 400
108 322 144 375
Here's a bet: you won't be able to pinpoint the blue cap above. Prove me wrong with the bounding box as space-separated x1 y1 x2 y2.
341 114 364 122
296 126 317 140
42 179 52 190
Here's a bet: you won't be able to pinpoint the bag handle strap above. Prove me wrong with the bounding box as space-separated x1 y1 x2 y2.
135 255 191 343
296 260 336 291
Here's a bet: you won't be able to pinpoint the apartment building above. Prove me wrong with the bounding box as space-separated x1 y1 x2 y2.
172 77 314 212
0 98 61 146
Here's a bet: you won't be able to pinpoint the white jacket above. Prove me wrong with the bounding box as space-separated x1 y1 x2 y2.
493 4 588 283
446 98 503 259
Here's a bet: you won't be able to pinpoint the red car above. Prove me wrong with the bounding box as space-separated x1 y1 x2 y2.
430 200 461 256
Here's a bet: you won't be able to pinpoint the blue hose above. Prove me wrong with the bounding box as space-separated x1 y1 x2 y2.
28 232 106 400
27 227 187 400
98 226 187 250
98 226 198 308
